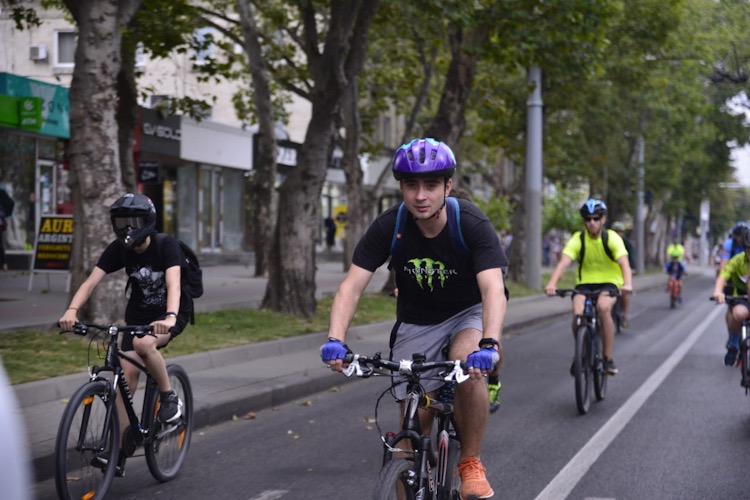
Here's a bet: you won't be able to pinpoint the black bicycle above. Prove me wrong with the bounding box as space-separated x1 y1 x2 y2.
556 289 617 414
54 322 194 500
344 352 469 500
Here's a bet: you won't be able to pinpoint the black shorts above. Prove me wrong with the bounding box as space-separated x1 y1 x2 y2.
574 283 619 296
121 313 188 352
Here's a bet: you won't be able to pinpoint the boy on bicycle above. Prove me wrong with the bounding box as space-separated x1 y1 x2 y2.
665 250 687 302
544 198 633 375
712 229 750 369
58 193 189 475
321 138 508 499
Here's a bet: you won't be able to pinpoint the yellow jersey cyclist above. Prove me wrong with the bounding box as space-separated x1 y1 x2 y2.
712 229 750 369
544 198 633 375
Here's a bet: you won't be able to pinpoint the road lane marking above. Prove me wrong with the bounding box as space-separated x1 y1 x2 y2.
248 491 288 500
534 305 722 500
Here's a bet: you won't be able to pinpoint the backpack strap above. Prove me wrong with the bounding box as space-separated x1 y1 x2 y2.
445 197 470 255
390 202 408 256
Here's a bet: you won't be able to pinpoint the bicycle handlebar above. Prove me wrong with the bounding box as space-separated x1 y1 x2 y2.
554 288 619 298
58 322 155 337
710 295 749 304
343 354 470 384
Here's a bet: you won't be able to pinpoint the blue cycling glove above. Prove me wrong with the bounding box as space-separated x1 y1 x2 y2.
320 338 352 362
466 347 500 371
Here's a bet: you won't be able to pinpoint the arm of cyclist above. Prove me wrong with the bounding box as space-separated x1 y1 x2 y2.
322 264 374 372
465 268 506 380
544 254 574 296
713 274 727 304
58 266 107 330
617 254 633 295
150 264 180 336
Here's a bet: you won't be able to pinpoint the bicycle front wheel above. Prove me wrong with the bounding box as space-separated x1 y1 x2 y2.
374 458 417 500
593 331 607 401
55 380 119 500
144 364 194 482
574 324 592 415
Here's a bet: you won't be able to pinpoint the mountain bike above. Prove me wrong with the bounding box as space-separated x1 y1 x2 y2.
556 289 618 415
54 322 194 500
712 296 750 389
344 352 469 500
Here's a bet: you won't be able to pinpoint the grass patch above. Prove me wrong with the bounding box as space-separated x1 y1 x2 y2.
1 268 585 385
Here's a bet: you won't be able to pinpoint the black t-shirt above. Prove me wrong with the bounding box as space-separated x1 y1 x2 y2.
353 199 508 325
96 235 183 325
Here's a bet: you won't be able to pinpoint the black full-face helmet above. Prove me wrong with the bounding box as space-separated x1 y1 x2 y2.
110 193 156 247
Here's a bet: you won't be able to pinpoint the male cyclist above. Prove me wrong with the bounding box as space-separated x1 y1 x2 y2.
58 193 189 476
544 199 633 375
718 222 748 365
715 223 750 366
321 138 508 499
664 251 687 303
714 231 750 376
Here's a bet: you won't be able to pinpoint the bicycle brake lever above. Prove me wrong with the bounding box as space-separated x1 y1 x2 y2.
446 361 470 383
343 355 363 377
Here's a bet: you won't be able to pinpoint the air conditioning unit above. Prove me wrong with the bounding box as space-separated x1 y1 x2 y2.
29 44 48 61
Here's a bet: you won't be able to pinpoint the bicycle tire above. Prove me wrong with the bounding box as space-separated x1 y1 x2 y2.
593 330 607 401
144 364 194 482
55 380 119 500
439 435 461 500
374 458 418 500
574 324 592 415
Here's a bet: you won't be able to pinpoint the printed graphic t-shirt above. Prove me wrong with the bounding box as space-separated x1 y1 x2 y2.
353 199 507 325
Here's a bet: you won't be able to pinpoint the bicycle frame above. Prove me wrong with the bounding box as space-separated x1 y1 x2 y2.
345 354 467 499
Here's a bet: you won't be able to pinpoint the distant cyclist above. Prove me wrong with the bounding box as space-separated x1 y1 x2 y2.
715 223 750 366
664 251 687 303
58 193 189 476
713 229 750 368
545 199 633 375
321 138 508 499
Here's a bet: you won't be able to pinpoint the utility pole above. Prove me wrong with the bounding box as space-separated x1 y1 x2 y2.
525 66 543 290
635 135 645 275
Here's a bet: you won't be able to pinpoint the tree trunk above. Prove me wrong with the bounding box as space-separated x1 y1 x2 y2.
262 0 379 317
507 189 527 283
117 38 138 192
236 0 277 277
63 0 143 323
341 81 366 272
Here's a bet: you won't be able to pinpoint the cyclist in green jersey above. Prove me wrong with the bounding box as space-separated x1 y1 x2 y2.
712 229 750 368
544 199 633 375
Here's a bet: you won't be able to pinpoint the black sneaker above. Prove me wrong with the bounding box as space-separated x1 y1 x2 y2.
90 450 126 477
725 346 739 367
603 358 618 376
158 390 183 423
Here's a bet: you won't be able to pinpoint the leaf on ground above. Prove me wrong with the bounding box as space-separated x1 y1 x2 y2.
243 411 257 420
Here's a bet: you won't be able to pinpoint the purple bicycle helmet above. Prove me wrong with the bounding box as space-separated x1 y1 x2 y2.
579 198 608 218
392 138 456 180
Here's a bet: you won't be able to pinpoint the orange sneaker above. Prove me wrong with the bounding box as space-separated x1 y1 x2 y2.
458 457 494 499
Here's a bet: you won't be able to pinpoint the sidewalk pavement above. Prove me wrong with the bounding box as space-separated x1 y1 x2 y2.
0 260 673 482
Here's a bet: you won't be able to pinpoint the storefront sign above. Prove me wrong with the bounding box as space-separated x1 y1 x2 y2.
0 73 70 138
32 215 73 271
140 107 181 157
19 97 42 131
138 161 161 183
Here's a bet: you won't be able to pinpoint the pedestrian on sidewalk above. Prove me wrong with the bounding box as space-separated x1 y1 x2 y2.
321 138 508 500
58 193 189 475
0 184 14 271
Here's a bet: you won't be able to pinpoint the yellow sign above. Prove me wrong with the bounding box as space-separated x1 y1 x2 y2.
33 215 73 271
333 205 347 237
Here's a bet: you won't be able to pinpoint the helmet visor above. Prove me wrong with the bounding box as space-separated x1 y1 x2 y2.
113 216 149 230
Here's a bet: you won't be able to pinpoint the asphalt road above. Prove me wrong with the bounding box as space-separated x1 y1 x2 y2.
32 271 749 499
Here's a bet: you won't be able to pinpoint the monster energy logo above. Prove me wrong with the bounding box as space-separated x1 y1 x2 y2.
404 258 458 291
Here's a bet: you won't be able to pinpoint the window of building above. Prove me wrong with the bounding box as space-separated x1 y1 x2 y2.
192 27 213 68
54 31 76 68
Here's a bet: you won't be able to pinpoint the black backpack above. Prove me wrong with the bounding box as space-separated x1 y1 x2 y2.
577 229 617 280
125 234 203 324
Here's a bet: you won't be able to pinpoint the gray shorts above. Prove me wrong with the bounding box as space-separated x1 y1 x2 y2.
389 303 483 400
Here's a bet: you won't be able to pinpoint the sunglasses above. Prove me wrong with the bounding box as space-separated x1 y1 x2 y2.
584 217 601 223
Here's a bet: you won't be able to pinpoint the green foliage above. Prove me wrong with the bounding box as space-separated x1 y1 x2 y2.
543 183 586 234
474 196 512 231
